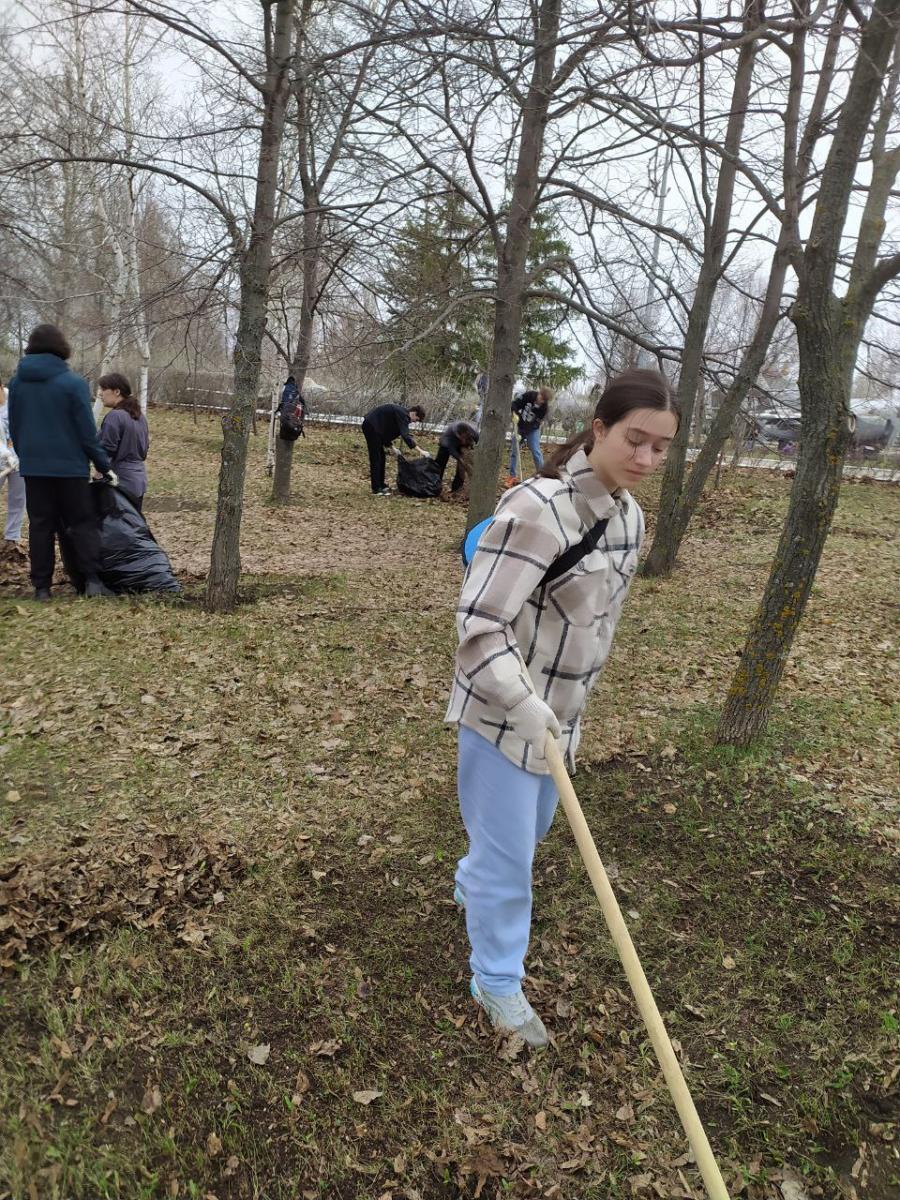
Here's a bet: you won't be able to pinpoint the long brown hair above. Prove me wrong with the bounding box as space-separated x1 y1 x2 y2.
98 372 141 420
538 369 679 479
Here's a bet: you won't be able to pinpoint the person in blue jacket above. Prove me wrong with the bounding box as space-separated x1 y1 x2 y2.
7 324 117 601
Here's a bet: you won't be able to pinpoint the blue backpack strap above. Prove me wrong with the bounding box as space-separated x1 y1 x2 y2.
461 514 610 581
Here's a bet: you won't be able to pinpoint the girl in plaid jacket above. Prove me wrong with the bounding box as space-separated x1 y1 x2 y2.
447 369 680 1046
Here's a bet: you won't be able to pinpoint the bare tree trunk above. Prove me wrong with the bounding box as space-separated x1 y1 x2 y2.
642 1 763 576
121 13 151 414
718 0 900 744
717 306 854 743
272 436 294 499
206 0 295 611
649 239 790 557
691 378 705 447
467 0 562 529
272 186 319 503
124 175 152 413
728 412 746 470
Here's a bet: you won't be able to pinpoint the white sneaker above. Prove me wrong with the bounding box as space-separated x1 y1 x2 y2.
469 978 549 1048
374 487 392 497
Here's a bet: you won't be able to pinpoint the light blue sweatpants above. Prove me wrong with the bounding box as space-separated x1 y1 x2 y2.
2 469 26 541
455 726 559 995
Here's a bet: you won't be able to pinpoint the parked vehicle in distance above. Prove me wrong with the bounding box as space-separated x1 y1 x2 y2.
752 411 895 455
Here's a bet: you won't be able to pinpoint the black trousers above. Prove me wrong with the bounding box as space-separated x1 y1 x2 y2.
22 476 100 590
435 444 465 492
362 419 387 492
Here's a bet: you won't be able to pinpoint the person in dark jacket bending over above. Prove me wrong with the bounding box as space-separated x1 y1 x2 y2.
510 386 552 478
7 324 117 601
361 402 427 496
98 373 150 512
436 419 479 493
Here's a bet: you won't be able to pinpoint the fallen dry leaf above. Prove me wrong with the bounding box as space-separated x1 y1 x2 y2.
247 1043 271 1065
141 1084 162 1114
352 1088 383 1105
308 1039 341 1057
206 1131 222 1157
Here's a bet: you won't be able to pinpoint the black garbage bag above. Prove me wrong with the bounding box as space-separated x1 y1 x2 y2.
89 482 180 594
396 454 443 498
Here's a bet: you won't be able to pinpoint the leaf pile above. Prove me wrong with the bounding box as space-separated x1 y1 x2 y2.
0 833 243 967
0 539 31 591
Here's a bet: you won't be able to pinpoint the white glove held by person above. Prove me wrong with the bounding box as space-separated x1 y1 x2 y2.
508 693 561 746
418 447 432 458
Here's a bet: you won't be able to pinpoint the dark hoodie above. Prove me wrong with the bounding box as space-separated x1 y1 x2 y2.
7 353 111 478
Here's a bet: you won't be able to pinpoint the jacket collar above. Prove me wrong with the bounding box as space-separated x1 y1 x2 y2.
564 447 629 520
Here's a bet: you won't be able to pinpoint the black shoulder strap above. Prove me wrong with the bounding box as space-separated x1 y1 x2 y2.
541 516 610 586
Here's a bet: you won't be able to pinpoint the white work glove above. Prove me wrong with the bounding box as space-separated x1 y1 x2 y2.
417 447 432 458
390 446 402 458
507 693 561 747
103 469 119 487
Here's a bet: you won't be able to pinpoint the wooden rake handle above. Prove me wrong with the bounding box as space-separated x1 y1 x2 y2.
544 736 730 1200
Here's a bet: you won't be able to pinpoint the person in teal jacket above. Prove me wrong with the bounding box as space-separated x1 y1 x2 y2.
7 324 116 600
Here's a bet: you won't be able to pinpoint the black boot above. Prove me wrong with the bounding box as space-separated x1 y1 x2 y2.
33 587 52 602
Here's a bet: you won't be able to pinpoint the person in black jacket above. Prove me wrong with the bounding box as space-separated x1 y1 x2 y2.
435 420 478 493
361 402 427 495
7 324 116 601
509 386 552 478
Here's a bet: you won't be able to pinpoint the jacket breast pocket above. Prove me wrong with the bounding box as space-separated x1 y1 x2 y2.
547 560 610 627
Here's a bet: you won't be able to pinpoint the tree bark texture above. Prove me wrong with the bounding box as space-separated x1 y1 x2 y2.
466 0 562 530
642 0 762 577
717 0 900 745
272 435 294 500
716 302 854 745
206 0 295 611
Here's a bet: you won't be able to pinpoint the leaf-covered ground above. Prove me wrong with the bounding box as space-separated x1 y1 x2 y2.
1 409 898 1200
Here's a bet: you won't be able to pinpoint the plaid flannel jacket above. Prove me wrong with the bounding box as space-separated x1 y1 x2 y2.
445 448 644 774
